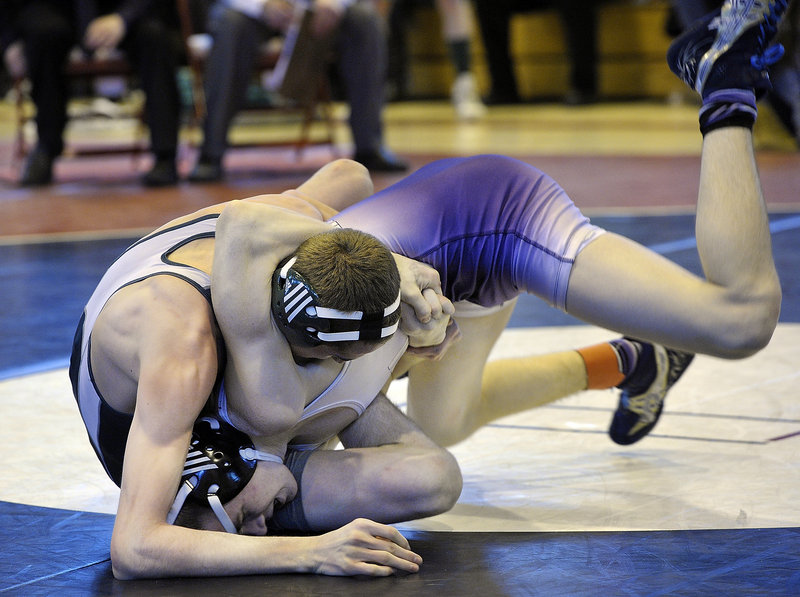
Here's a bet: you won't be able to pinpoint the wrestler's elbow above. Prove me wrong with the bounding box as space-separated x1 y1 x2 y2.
328 159 373 200
110 530 149 580
110 522 176 580
216 199 253 235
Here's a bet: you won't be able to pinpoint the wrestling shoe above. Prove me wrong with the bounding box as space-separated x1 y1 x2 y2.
667 0 789 97
609 343 695 446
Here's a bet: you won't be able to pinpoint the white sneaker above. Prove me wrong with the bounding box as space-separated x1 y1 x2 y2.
451 72 487 121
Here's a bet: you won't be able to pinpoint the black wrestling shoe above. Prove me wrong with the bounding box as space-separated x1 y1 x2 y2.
667 0 789 97
609 344 695 445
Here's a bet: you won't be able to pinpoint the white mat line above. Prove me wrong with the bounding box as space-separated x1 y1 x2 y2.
648 214 800 255
547 404 800 424
485 423 767 445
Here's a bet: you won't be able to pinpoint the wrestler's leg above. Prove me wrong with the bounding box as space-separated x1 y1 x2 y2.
277 395 462 531
405 301 588 446
566 127 780 359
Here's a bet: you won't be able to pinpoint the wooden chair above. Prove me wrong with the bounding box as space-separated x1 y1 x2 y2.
175 0 338 156
9 44 148 164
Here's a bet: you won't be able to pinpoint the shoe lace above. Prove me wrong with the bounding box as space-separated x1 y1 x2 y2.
755 0 789 44
622 391 661 423
751 43 785 69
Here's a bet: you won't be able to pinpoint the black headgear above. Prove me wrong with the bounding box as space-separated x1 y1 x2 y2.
271 256 402 346
167 415 282 533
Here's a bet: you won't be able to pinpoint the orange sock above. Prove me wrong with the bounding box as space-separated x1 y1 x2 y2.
576 342 626 389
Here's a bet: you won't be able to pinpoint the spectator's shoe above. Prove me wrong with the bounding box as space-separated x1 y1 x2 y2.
483 89 521 106
142 159 178 187
188 156 223 183
19 146 54 187
667 0 789 97
609 344 695 445
353 148 408 173
452 72 487 121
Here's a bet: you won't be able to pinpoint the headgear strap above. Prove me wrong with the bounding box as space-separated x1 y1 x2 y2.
167 416 282 534
272 256 401 346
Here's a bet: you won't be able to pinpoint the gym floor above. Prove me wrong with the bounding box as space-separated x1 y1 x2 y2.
1 97 799 595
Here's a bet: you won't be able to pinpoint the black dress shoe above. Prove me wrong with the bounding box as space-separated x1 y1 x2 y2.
188 157 223 183
483 90 521 106
353 148 408 173
20 148 54 187
563 88 598 106
142 159 178 187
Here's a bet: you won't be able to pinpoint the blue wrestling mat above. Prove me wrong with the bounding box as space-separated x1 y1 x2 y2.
2 501 799 596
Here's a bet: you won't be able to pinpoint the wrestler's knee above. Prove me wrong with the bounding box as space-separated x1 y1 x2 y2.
383 447 462 517
710 289 780 358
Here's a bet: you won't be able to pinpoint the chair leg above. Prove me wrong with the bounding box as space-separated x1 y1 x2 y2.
296 102 314 159
13 77 29 162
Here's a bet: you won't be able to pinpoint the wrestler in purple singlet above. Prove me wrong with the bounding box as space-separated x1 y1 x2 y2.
333 155 605 310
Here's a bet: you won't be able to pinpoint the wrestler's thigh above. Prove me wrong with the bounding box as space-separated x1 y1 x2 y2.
566 232 723 352
406 302 515 435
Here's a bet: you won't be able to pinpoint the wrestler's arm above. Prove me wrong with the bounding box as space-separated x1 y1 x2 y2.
109 284 311 578
292 158 375 214
242 158 375 220
212 201 335 433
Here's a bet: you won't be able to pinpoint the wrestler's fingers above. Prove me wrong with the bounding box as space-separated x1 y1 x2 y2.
404 289 433 324
439 294 455 316
422 288 442 320
361 535 422 574
373 524 412 550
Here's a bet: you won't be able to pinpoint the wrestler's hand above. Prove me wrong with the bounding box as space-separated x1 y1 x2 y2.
405 318 461 360
309 518 422 576
392 253 453 324
399 301 454 352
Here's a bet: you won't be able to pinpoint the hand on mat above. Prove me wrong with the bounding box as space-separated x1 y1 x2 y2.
310 518 422 576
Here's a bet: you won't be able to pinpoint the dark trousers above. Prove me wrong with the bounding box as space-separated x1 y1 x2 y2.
13 0 180 158
201 2 388 158
473 0 600 99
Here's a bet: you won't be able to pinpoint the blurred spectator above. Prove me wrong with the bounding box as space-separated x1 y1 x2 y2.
473 0 601 105
388 0 486 119
5 0 182 187
189 0 407 183
438 0 486 119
